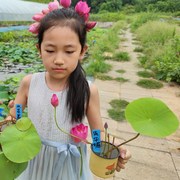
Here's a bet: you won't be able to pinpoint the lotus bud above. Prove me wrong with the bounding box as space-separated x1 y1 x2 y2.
51 94 59 107
104 122 108 129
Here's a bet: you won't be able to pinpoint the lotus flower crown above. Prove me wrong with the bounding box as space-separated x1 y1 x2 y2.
29 0 96 34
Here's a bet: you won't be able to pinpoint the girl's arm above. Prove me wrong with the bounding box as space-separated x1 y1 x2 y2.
86 83 131 172
9 74 32 117
86 84 104 133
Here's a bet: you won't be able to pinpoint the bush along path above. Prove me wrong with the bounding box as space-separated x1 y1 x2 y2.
92 27 180 180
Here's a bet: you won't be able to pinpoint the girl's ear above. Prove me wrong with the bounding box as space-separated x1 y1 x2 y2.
79 45 88 61
36 44 42 58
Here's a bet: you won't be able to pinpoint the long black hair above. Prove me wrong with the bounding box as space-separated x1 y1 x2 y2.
38 8 90 123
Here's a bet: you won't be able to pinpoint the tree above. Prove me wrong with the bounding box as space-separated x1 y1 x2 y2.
91 0 107 13
99 0 123 12
122 0 136 5
134 0 180 12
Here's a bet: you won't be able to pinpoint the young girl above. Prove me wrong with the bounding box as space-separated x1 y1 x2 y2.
9 1 131 179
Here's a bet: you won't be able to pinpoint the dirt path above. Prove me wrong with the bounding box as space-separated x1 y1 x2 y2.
107 27 180 142
93 27 180 180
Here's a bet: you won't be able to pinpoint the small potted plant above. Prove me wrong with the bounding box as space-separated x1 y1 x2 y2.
89 97 179 178
89 122 120 178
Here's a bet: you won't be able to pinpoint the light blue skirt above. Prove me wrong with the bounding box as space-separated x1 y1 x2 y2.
16 138 93 180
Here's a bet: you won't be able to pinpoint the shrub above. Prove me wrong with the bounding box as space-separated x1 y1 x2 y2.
85 21 126 76
136 20 180 83
131 13 159 31
90 12 125 22
136 21 176 45
154 36 180 83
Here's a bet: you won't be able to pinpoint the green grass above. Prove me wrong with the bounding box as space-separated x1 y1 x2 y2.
108 99 129 121
137 79 163 89
85 21 126 76
120 37 127 42
84 60 111 76
95 74 113 81
137 71 155 78
94 73 129 82
0 21 31 27
90 12 126 22
134 46 143 52
109 99 129 109
24 0 48 3
114 77 129 83
116 69 126 74
108 110 125 121
113 51 130 62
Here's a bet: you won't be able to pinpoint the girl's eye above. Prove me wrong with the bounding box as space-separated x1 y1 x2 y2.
66 51 74 54
46 50 54 53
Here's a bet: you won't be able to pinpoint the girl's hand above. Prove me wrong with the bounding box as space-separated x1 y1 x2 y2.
8 100 14 108
0 100 14 107
116 146 131 172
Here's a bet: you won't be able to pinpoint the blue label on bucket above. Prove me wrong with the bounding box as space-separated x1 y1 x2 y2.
92 129 101 153
16 104 22 120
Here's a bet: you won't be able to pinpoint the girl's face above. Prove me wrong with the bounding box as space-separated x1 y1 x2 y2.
40 26 87 81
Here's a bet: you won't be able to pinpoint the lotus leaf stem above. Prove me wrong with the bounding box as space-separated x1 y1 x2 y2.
78 146 83 177
105 133 140 157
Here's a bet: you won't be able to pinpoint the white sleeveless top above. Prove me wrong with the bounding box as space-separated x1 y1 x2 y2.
27 72 80 144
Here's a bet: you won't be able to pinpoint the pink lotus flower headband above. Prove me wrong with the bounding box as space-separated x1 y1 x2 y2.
29 0 96 34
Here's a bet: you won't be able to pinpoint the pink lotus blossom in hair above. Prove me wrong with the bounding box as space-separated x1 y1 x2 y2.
86 21 97 31
60 0 71 8
83 13 89 22
48 0 59 12
29 22 40 34
29 0 96 34
75 0 90 16
32 13 45 22
42 8 50 15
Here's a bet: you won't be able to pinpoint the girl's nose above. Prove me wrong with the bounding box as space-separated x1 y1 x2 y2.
53 53 64 65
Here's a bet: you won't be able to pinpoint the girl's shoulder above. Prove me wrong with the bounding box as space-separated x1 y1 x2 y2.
89 83 99 97
21 72 43 86
21 74 33 87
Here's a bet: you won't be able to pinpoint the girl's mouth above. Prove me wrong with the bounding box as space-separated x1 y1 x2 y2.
52 68 66 72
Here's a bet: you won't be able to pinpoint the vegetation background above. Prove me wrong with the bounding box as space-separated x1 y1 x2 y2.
0 0 179 109
25 0 180 15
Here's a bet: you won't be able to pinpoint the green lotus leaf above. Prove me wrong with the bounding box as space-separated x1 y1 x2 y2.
0 85 8 91
0 151 28 180
125 98 179 138
16 117 32 131
0 91 9 101
0 121 41 163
